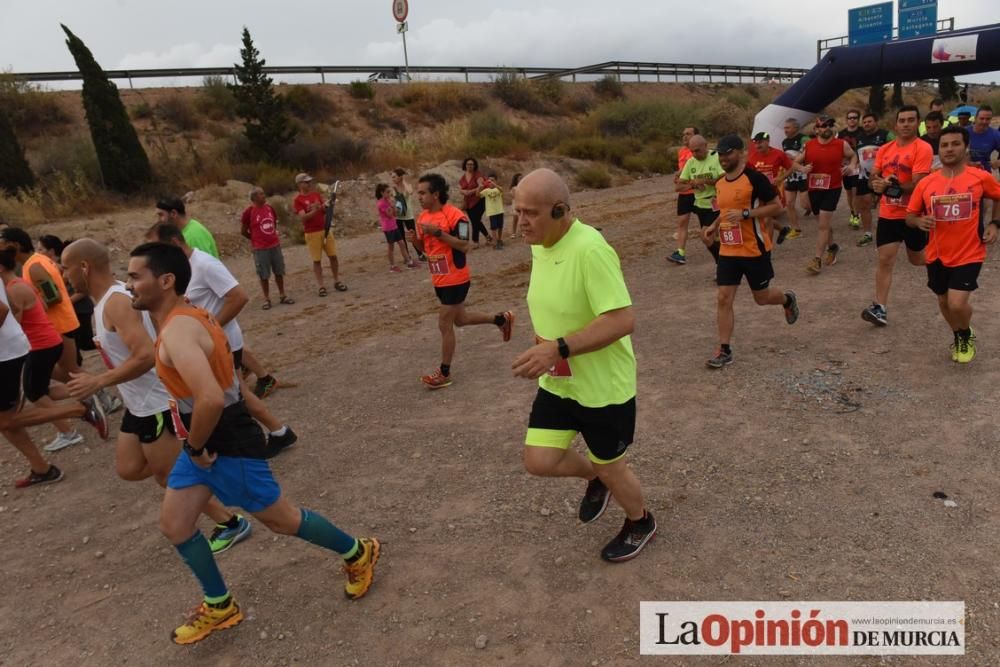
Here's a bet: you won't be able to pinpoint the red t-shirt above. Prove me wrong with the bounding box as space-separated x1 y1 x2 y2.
907 168 1000 266
459 172 484 210
240 204 281 250
293 191 326 233
677 147 694 195
416 204 471 287
803 138 847 191
746 147 792 185
874 139 933 220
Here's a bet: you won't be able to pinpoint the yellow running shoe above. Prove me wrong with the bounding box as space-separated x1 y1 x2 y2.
785 229 802 239
956 335 976 364
343 537 381 600
806 257 822 274
171 597 243 645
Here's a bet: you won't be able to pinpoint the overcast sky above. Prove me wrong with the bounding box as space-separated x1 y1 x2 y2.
1 0 996 85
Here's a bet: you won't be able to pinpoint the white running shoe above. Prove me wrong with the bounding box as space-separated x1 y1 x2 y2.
44 430 85 453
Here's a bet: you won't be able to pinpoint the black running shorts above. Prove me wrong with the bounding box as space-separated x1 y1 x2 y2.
926 260 981 295
526 388 636 464
808 189 842 214
23 342 63 403
121 409 176 444
677 193 696 216
0 354 26 412
434 282 470 306
876 217 928 251
716 252 775 291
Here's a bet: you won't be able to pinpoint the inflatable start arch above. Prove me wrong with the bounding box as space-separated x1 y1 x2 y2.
752 23 1000 139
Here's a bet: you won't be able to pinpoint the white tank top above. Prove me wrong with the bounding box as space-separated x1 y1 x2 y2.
94 282 171 417
0 282 30 362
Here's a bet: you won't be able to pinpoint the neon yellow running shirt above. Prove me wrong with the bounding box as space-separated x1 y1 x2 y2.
679 152 724 210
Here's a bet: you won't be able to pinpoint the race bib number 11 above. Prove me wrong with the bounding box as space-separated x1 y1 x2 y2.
427 254 450 275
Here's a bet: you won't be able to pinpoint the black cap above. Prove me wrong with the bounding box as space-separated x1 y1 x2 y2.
716 135 744 155
752 131 770 142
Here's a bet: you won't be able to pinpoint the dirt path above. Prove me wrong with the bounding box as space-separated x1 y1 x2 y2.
2 176 1000 666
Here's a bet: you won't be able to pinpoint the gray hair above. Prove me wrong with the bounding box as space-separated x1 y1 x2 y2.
784 118 800 127
249 186 265 200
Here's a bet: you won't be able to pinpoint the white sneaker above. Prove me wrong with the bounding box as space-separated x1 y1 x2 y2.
44 430 84 453
98 390 123 415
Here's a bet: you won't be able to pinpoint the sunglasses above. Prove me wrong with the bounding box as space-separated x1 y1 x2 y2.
817 120 836 128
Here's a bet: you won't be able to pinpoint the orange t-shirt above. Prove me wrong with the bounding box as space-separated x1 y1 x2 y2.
907 168 1000 267
154 305 234 401
416 203 471 287
874 139 933 220
715 167 779 258
21 253 79 335
677 147 694 195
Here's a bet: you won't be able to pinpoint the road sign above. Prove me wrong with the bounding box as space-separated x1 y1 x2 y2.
397 21 408 34
848 2 893 46
392 0 408 23
899 0 937 39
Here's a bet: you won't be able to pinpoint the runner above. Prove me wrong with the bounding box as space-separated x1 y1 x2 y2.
668 125 698 264
781 118 811 239
240 187 294 310
511 168 656 562
293 173 347 296
675 135 725 264
862 105 934 327
390 168 425 261
126 241 379 645
155 198 219 258
700 135 800 368
853 113 894 247
838 109 863 229
61 239 253 554
920 111 945 170
406 173 514 389
795 115 858 274
148 224 296 458
968 105 1000 174
905 126 1000 363
918 98 955 136
746 131 797 243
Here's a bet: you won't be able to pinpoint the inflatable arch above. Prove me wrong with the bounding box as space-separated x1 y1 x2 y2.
752 22 1000 139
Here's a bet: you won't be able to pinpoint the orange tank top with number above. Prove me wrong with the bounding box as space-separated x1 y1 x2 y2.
154 305 234 401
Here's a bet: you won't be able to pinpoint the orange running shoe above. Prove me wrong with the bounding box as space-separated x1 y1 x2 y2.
171 597 243 645
420 370 453 389
343 537 381 600
498 311 514 342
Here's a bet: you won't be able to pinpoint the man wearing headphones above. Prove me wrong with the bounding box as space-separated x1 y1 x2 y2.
512 168 655 563
408 173 514 389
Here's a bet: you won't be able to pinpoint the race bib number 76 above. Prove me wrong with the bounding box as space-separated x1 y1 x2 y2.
932 193 973 223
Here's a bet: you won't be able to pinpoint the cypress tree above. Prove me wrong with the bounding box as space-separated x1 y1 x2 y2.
61 24 153 193
0 108 35 194
891 82 904 108
867 84 886 118
938 75 959 102
230 27 296 162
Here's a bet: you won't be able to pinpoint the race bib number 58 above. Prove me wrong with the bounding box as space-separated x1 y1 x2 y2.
932 193 973 222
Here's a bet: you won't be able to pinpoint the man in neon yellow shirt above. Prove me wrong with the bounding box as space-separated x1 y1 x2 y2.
480 172 506 249
512 168 655 563
676 135 725 264
155 197 220 258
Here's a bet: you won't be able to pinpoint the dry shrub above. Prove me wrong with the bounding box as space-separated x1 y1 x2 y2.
593 74 625 100
0 190 45 226
196 75 238 121
348 80 375 100
280 128 369 172
0 74 71 136
388 81 485 121
492 71 553 114
701 100 753 137
282 85 336 123
557 136 637 166
255 164 298 196
130 101 153 120
157 95 201 131
576 165 611 189
30 133 102 187
462 109 530 157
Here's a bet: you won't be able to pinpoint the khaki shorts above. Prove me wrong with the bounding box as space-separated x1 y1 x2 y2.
304 230 337 262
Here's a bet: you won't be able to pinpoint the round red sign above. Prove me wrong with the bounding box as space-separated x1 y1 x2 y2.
392 0 408 23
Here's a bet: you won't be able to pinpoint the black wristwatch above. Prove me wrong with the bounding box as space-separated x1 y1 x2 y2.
556 337 570 359
183 440 205 458
742 208 751 220
433 228 443 238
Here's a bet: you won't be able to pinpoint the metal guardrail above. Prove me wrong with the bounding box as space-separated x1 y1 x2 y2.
9 60 810 88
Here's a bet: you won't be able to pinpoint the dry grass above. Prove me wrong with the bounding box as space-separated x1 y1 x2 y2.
387 81 486 121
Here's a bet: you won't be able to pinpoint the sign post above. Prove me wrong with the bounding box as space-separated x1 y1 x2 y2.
848 2 893 46
899 0 938 39
392 0 410 82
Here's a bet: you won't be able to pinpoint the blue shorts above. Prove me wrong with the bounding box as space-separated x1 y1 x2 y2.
168 451 281 513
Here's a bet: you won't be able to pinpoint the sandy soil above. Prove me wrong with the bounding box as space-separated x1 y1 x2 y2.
2 175 1000 666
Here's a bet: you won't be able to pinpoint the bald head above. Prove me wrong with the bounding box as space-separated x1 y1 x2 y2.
689 134 708 158
61 238 111 297
62 238 110 270
517 168 571 210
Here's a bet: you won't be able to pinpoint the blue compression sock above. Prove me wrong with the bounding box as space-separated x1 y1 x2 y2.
175 531 229 601
296 508 358 558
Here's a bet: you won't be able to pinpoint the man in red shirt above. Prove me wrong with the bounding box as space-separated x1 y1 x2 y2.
668 125 698 264
407 173 514 389
241 187 293 309
747 131 796 244
794 115 857 274
862 105 934 327
292 173 346 296
906 126 1000 363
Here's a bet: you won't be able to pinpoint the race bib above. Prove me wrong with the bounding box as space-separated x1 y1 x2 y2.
427 254 450 276
719 220 744 246
932 193 973 223
535 336 572 377
93 339 114 370
167 399 190 440
808 173 832 189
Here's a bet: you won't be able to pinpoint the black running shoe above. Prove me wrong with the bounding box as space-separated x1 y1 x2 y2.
264 427 298 459
579 477 611 524
705 349 733 369
776 226 791 245
601 512 657 562
862 303 888 327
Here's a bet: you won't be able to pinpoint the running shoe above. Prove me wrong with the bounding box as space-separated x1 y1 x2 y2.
950 332 959 362
776 226 791 245
857 232 873 247
264 427 298 459
15 464 63 489
783 290 799 325
208 515 252 554
43 430 84 453
579 477 611 524
956 334 976 364
862 303 888 327
421 370 453 389
785 229 802 240
406 260 417 268
171 597 243 645
98 389 123 415
389 265 402 273
824 244 840 267
498 311 515 342
600 512 657 562
806 257 822 274
849 213 861 229
667 250 687 265
343 537 381 600
253 375 278 399
706 349 733 369
81 395 109 439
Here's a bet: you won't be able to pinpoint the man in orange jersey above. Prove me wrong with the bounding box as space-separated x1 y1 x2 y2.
906 126 1000 363
668 125 699 264
701 136 800 369
862 105 934 326
126 242 379 645
408 173 514 389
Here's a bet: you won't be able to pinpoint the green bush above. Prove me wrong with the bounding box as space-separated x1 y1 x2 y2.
701 100 752 137
348 80 375 100
462 109 530 157
280 128 369 171
255 163 298 196
282 84 335 122
557 135 637 166
196 75 238 120
724 90 753 110
157 95 201 131
576 165 611 189
130 101 153 120
30 133 102 186
529 122 576 151
593 74 624 100
492 71 548 114
0 74 71 136
622 147 674 174
593 98 692 142
534 77 565 106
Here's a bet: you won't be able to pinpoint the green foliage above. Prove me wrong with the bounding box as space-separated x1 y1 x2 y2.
0 108 35 194
282 85 336 122
492 71 552 114
593 74 624 100
462 109 530 156
231 27 297 162
868 84 886 117
157 95 201 131
61 24 153 193
891 82 904 108
938 75 959 102
254 163 298 196
197 75 238 120
0 73 71 136
575 165 611 189
279 127 369 172
348 80 375 100
592 98 691 142
557 136 634 166
724 89 753 109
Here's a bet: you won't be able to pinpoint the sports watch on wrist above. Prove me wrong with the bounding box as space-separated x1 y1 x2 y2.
183 440 205 458
556 337 570 359
742 208 751 219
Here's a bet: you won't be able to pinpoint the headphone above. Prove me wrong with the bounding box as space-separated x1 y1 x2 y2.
551 203 566 219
